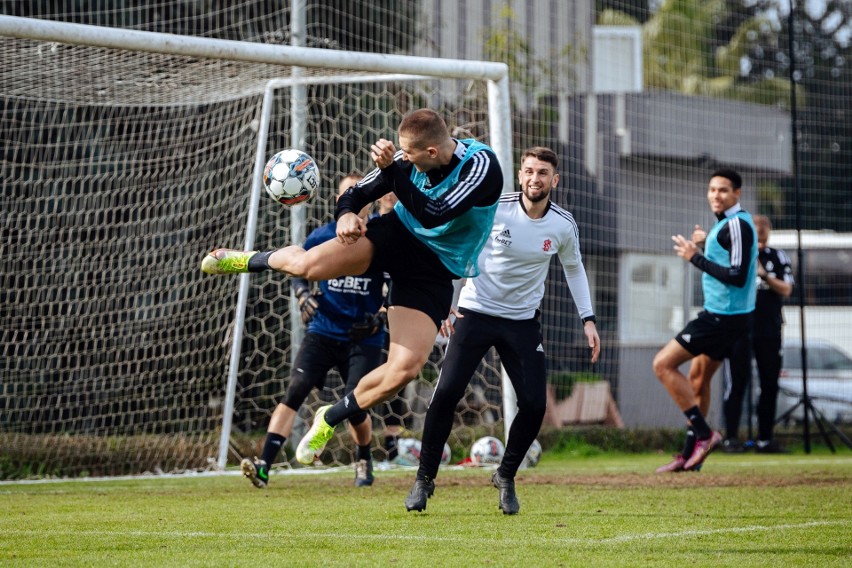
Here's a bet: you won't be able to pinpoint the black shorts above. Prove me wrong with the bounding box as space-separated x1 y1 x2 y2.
675 310 753 361
282 332 382 409
364 212 456 328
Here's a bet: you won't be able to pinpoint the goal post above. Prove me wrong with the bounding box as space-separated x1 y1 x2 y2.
0 15 515 477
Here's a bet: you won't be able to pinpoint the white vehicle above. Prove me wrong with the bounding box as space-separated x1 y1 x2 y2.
771 230 852 359
776 340 852 424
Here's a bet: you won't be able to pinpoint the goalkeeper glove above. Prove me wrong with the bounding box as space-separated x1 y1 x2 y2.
349 311 387 343
294 287 321 325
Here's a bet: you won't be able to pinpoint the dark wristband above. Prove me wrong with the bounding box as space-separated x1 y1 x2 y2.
582 315 597 325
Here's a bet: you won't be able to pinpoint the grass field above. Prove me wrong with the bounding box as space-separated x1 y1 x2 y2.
1 450 850 567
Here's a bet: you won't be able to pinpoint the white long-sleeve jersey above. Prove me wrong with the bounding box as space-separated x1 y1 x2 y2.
457 192 594 321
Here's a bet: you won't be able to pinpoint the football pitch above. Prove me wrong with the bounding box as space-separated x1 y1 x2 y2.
1 452 850 567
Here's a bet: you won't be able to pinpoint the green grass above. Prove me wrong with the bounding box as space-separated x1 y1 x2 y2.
1 451 850 567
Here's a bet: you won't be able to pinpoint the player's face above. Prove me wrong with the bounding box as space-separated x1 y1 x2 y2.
707 176 740 215
518 156 559 203
377 192 398 215
756 223 770 248
398 134 438 172
337 176 371 218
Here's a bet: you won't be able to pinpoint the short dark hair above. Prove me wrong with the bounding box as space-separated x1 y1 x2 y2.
521 146 558 171
710 168 742 189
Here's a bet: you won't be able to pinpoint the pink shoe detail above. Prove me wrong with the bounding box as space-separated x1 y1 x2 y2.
655 454 686 473
683 431 722 471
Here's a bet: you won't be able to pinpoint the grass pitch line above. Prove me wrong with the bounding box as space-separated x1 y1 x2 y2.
2 520 846 545
594 519 849 544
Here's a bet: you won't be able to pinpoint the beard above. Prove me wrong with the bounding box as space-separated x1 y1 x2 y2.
523 186 549 203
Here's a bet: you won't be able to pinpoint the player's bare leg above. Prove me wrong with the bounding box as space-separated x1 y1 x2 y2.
295 307 438 464
653 341 721 472
201 235 372 279
652 340 698 410
350 306 437 407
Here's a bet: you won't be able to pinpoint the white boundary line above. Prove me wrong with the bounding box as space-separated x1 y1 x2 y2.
0 520 847 546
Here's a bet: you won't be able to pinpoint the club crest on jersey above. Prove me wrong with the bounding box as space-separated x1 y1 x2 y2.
542 239 552 252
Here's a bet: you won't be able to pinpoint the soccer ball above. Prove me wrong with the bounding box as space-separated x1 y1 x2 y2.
470 436 505 466
262 149 320 206
521 439 542 469
394 438 452 467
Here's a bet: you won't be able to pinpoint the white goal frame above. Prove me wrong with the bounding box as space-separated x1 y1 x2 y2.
0 15 516 470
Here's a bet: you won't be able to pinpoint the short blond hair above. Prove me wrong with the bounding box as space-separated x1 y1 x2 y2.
398 109 450 149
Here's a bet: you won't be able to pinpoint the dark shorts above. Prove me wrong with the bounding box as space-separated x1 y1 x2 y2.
675 310 753 361
364 212 456 328
282 332 382 410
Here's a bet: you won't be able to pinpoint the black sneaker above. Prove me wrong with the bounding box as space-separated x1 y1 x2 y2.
492 471 520 515
354 459 374 487
755 439 789 454
241 457 269 489
404 478 435 512
722 438 745 453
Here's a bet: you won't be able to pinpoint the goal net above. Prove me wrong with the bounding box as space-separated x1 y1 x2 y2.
0 16 511 478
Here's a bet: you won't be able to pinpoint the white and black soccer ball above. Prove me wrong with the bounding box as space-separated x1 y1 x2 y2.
263 149 320 206
521 438 542 469
394 438 451 467
470 436 505 466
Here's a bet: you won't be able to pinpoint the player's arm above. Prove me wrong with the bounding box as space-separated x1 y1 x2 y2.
558 229 600 363
334 167 393 220
761 249 794 298
689 216 755 287
381 149 503 228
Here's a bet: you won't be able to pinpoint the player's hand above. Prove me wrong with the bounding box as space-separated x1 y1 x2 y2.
336 211 367 244
584 321 601 364
370 139 397 169
349 311 387 343
296 289 321 325
672 234 699 261
691 225 707 248
438 307 463 338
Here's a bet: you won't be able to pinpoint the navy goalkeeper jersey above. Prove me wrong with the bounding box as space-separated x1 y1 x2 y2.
302 223 387 347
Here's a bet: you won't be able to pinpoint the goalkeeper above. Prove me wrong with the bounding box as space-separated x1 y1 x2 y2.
240 174 388 489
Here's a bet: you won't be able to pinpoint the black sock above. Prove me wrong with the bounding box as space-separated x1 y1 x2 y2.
247 250 274 272
325 395 364 427
385 435 398 461
681 429 697 458
683 406 712 439
356 444 372 462
260 432 286 465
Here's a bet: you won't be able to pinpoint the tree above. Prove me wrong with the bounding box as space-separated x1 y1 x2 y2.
601 0 793 105
736 1 852 230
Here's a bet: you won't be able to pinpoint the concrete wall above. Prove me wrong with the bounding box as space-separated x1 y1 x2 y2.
618 346 724 429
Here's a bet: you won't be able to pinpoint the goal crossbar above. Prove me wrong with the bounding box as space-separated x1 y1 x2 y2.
0 15 512 200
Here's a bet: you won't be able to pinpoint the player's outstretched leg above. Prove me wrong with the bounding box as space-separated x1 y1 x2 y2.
404 477 435 512
492 471 520 515
201 249 258 274
241 457 269 488
295 405 336 465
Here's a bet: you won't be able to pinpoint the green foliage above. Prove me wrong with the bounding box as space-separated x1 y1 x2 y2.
481 4 582 98
601 0 797 107
548 371 602 400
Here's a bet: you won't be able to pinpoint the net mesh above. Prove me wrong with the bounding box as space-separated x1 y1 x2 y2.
0 11 502 478
2 0 851 478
